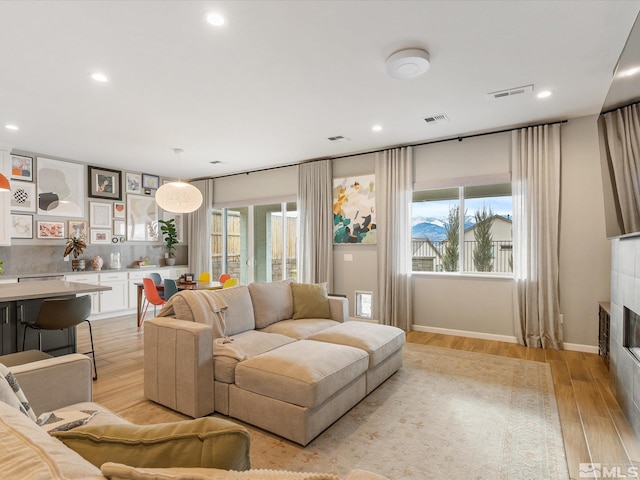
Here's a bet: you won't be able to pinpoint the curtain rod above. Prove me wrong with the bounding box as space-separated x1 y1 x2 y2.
601 98 640 115
200 118 568 181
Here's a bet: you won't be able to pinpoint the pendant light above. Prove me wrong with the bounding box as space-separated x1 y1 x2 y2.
0 174 9 192
155 149 203 214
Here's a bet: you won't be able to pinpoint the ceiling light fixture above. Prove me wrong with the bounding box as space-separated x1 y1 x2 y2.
386 48 430 79
537 90 552 98
155 148 203 214
618 66 640 78
5 124 19 131
205 12 225 26
91 72 109 82
372 125 383 132
0 173 10 192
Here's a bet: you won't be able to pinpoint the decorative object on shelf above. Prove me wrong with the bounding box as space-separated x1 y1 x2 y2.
155 148 203 214
158 218 178 266
109 252 122 270
64 235 87 272
92 255 104 271
88 165 122 200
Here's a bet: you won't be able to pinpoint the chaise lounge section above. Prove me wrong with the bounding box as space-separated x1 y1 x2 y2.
144 280 405 445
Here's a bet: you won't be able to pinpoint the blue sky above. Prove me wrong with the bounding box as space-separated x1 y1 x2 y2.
412 197 512 220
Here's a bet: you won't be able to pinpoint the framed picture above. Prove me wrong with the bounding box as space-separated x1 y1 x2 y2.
90 229 111 244
127 194 158 241
113 201 125 218
11 214 33 239
11 155 34 181
37 221 65 239
68 220 88 240
142 173 160 190
10 180 36 212
89 201 112 228
125 172 142 194
163 211 183 243
113 219 126 236
88 165 122 200
37 157 84 218
333 174 376 244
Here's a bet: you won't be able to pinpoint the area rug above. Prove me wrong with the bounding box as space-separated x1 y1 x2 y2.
119 343 569 480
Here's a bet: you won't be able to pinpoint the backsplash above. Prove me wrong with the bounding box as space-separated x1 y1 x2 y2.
0 244 188 276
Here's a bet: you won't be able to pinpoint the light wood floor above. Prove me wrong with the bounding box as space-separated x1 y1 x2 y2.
77 315 640 480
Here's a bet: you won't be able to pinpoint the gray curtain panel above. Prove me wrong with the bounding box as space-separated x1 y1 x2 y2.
375 147 413 331
188 179 214 279
297 160 333 291
512 124 562 349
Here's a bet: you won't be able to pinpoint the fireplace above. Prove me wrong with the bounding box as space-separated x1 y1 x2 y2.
623 307 640 362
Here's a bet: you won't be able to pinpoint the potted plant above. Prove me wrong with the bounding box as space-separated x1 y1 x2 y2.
64 235 87 271
158 218 178 266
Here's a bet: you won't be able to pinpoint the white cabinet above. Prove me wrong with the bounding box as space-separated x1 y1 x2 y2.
0 149 12 246
97 272 128 313
65 273 100 315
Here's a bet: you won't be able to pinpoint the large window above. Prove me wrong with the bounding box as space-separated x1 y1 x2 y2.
211 203 298 284
412 183 512 274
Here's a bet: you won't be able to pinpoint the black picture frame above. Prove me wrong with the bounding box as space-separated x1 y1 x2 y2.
142 173 160 190
88 165 122 200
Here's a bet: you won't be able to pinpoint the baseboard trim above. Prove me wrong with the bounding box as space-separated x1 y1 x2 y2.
411 325 599 353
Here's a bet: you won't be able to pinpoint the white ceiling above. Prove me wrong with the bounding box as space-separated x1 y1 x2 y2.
0 0 639 180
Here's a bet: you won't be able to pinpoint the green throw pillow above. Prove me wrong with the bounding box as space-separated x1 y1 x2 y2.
291 282 331 320
52 417 251 471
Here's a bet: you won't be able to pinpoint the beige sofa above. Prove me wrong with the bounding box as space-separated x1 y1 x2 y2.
0 354 389 480
144 281 405 446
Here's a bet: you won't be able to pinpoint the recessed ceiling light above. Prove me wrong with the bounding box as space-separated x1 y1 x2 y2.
205 12 225 26
618 66 640 78
91 72 109 82
372 125 383 132
5 124 19 131
537 90 552 99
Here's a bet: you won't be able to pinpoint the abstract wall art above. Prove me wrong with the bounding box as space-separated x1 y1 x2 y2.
333 174 376 244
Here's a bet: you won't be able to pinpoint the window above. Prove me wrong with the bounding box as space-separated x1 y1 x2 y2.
211 203 298 284
411 183 512 274
355 291 373 319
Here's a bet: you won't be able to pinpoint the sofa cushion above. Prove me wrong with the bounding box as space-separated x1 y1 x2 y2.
307 322 406 368
0 400 105 479
214 330 296 384
210 286 256 336
234 340 368 408
291 283 332 320
0 362 37 422
53 417 251 471
248 280 294 328
260 319 340 340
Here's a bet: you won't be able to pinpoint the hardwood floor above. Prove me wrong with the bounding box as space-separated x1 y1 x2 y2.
77 315 640 480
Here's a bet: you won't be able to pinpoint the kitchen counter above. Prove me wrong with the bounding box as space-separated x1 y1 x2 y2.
0 279 111 302
1 265 189 282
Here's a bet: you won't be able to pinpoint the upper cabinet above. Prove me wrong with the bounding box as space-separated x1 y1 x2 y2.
0 148 12 246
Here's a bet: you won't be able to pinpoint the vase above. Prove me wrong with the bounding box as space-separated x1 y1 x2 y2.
166 257 176 266
92 255 104 271
71 259 85 272
109 252 121 270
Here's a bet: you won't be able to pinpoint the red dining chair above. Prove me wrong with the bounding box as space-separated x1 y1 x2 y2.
140 277 166 330
218 273 231 284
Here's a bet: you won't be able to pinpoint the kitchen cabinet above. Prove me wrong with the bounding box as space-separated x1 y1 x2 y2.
98 272 128 313
65 274 100 315
0 302 16 355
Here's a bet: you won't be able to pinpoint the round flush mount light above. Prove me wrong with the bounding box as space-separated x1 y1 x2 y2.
205 12 226 26
91 72 109 82
386 48 430 79
5 124 19 131
537 90 552 99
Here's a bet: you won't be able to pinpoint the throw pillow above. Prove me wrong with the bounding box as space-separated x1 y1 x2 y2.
37 409 98 433
53 417 251 471
0 363 37 422
291 282 332 320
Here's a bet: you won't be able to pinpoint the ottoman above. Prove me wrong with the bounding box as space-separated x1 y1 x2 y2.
230 339 369 445
308 321 405 393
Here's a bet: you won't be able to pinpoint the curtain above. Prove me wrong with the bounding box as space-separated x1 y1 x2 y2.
297 160 333 291
512 124 562 349
188 179 213 278
375 147 413 331
599 103 640 233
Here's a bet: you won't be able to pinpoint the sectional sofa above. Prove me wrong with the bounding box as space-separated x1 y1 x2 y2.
144 280 405 445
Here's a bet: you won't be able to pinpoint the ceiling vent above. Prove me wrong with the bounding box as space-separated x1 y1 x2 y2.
328 135 350 142
486 84 533 100
424 113 449 125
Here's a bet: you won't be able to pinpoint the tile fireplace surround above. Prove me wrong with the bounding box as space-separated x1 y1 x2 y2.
610 235 640 439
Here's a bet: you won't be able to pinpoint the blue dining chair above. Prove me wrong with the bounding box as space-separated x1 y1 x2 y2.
163 278 179 301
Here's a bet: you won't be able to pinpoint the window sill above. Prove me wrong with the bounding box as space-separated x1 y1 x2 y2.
412 271 514 281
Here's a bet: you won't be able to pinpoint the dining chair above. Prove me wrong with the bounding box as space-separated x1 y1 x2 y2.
141 277 166 329
21 295 98 380
199 272 212 283
163 278 179 301
223 278 239 289
218 273 231 284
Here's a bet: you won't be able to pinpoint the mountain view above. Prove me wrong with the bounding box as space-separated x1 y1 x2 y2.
411 216 476 242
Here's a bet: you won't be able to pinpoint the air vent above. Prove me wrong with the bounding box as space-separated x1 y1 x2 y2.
486 84 533 100
328 135 350 142
423 113 449 125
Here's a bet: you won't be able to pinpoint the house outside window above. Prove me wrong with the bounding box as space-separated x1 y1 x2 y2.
411 183 513 274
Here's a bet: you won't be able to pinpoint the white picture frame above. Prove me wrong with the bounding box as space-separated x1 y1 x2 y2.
125 172 142 194
36 221 65 239
10 180 36 213
113 201 125 218
127 194 158 241
162 211 183 243
90 202 112 228
90 229 112 244
10 155 33 181
11 214 33 239
37 157 84 218
113 219 126 236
